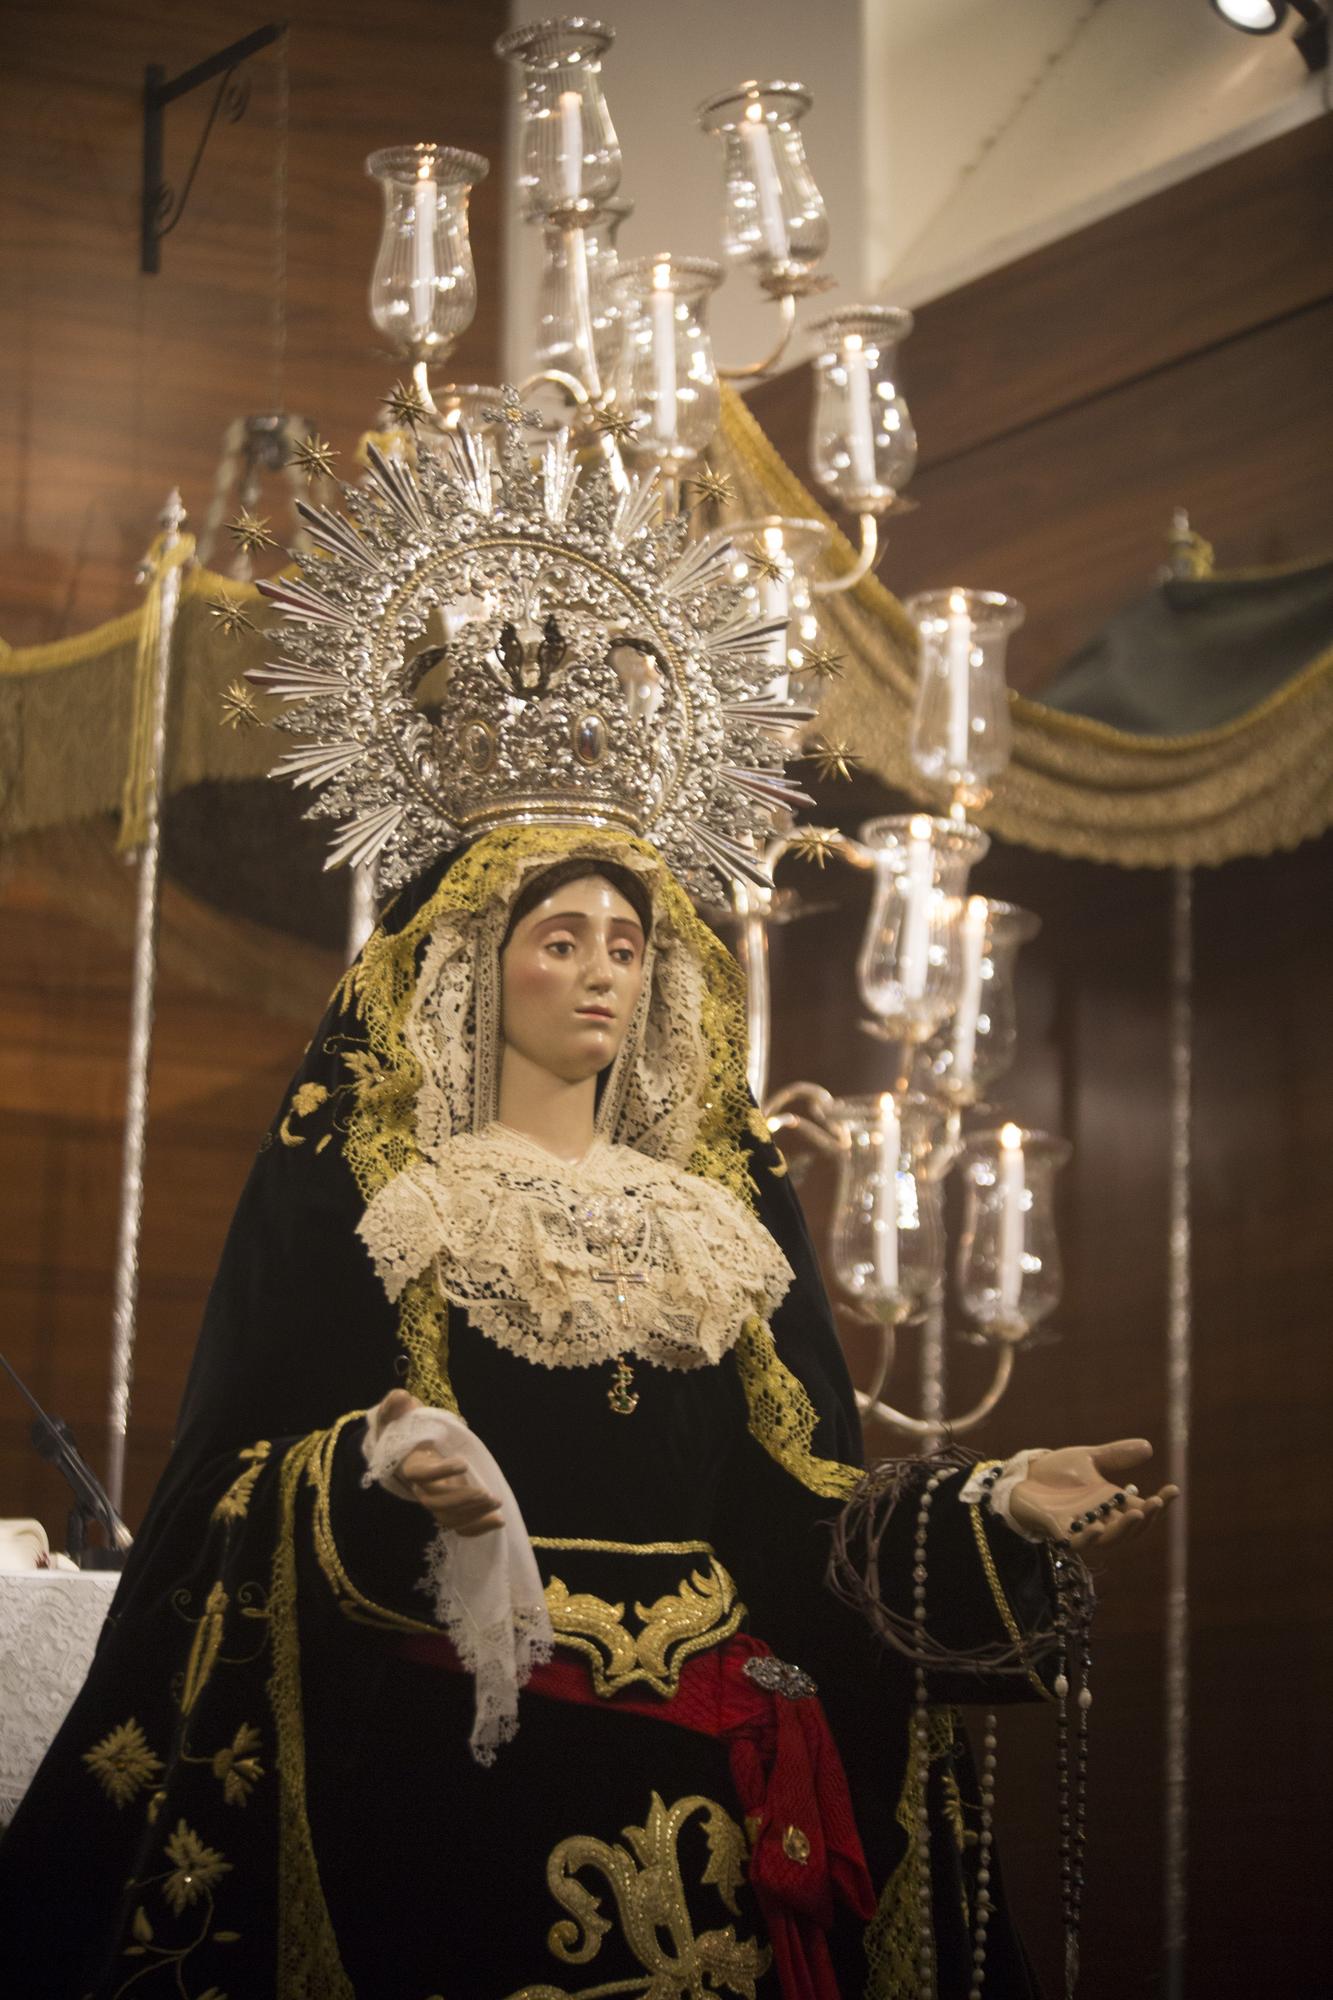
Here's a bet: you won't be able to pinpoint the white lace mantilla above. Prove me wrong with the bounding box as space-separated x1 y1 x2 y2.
357 1124 794 1372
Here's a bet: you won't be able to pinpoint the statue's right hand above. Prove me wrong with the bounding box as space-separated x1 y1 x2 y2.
367 1388 504 1538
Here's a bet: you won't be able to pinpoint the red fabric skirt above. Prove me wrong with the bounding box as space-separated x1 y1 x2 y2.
401 1627 874 2000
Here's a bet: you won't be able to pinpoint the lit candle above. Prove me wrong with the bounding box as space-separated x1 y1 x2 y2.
874 1094 899 1297
947 589 972 772
410 166 438 341
952 896 988 1091
651 258 677 444
899 814 934 1000
998 1122 1025 1321
758 525 789 697
558 89 583 205
844 333 876 495
743 101 788 265
566 224 600 395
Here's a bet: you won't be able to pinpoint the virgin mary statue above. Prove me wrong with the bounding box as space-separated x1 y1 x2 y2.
0 412 1170 1998
0 822 1167 1999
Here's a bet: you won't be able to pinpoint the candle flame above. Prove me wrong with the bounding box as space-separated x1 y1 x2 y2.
762 524 785 556
948 588 968 617
744 98 765 122
652 259 673 292
844 331 864 354
999 1122 1023 1151
908 813 933 841
967 894 988 919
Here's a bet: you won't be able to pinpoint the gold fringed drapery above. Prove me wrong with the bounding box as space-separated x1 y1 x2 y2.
2 403 1331 868
0 564 277 845
716 386 1333 869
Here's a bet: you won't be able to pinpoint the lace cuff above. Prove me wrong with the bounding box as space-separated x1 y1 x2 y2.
959 1449 1050 1541
360 1406 553 1764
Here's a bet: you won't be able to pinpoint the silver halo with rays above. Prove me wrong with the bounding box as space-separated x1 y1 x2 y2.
249 389 817 894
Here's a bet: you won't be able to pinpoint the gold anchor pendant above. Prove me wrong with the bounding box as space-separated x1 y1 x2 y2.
608 1354 639 1415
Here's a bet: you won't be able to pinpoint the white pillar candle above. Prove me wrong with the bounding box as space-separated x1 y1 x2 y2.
651 261 677 443
566 224 600 396
947 591 972 771
743 110 788 265
998 1122 1025 1319
844 335 877 495
899 815 934 1000
952 896 987 1090
410 172 438 340
558 90 583 205
874 1095 900 1296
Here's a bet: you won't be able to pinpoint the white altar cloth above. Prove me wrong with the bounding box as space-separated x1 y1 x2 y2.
0 1571 119 1824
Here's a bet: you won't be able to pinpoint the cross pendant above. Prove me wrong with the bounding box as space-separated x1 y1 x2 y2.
590 1237 647 1331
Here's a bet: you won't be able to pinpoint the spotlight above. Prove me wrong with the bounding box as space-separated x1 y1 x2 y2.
1208 0 1329 67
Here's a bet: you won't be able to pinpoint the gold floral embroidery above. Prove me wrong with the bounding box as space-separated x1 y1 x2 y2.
180 1581 229 1715
505 1792 769 1999
211 1722 264 1805
161 1819 232 1916
83 1718 163 1807
734 1317 861 1501
544 1559 744 1699
531 1536 714 1556
212 1440 272 1523
279 1081 330 1145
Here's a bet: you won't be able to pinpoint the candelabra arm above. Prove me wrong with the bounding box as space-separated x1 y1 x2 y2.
517 366 592 409
718 291 797 382
810 513 879 597
856 1340 1015 1439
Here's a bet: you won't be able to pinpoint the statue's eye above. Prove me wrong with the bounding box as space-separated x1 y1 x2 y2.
538 614 567 675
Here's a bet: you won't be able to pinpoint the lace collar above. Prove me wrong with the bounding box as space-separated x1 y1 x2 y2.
357 1124 793 1375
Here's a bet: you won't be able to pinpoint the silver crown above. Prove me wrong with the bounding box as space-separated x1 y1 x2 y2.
250 391 816 894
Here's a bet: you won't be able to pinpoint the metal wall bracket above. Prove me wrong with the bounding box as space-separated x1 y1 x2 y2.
141 22 286 274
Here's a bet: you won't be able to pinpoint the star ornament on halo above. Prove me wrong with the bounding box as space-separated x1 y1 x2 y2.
591 405 641 448
227 510 278 557
288 433 339 483
220 680 261 730
384 379 430 431
746 547 788 587
207 593 256 640
801 643 845 682
788 826 840 870
688 465 735 512
804 737 860 784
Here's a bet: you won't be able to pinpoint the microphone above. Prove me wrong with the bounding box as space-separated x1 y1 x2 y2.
0 1354 133 1566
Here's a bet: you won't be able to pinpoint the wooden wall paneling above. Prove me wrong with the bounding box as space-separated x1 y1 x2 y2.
0 0 510 643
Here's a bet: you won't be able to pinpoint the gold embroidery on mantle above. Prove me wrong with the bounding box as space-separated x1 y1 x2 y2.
544 1559 744 1699
212 1440 272 1523
504 1791 770 1999
734 1317 861 1501
179 1581 229 1715
532 1535 714 1557
83 1718 164 1808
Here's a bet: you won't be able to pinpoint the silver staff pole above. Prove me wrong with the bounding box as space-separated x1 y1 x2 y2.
105 491 188 1516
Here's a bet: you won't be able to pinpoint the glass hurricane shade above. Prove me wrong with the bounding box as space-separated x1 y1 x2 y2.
366 146 487 359
956 1127 1072 1341
906 588 1024 796
917 900 1042 1105
697 81 829 287
534 197 632 396
497 17 622 219
855 815 990 1043
807 307 917 513
828 1093 947 1324
613 255 723 471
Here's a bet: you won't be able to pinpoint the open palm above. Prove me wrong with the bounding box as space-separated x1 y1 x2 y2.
1010 1437 1179 1550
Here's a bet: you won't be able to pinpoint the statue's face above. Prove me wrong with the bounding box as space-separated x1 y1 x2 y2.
500 874 647 1085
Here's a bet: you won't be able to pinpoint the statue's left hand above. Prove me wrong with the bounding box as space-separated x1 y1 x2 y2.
1009 1439 1179 1551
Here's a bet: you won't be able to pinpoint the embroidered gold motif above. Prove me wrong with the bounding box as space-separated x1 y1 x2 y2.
83 1718 164 1807
179 1581 229 1715
505 1792 769 1999
268 1429 357 1997
544 1559 744 1699
531 1536 715 1556
734 1318 861 1501
160 1819 232 1915
279 1081 330 1145
212 1440 272 1523
211 1722 264 1805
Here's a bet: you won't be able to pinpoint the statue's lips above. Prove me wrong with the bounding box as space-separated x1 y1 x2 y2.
574 1006 614 1021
